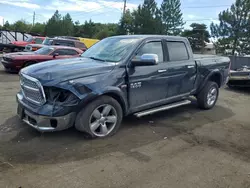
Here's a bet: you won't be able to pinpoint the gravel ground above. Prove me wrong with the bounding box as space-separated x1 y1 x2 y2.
0 64 250 188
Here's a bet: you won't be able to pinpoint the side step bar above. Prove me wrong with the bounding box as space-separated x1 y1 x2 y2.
134 100 191 118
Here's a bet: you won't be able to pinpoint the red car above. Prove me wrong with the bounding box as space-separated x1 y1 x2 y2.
11 36 45 47
1 46 83 72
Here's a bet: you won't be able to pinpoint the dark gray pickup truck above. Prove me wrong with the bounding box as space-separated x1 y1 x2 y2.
17 35 230 138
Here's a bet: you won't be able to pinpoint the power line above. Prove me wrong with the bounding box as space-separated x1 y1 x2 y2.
182 5 231 9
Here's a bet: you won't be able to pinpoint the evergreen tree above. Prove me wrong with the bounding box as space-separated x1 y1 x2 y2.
182 23 210 53
62 13 74 36
160 0 185 35
45 10 63 36
210 0 250 55
133 0 162 34
118 9 134 35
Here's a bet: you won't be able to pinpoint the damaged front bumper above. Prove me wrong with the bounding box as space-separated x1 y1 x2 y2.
16 92 76 132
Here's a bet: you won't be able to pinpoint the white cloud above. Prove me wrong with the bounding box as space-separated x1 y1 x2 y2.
44 0 102 12
44 0 137 12
0 0 40 9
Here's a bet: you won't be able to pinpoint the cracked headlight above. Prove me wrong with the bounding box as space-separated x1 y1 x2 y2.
44 87 79 105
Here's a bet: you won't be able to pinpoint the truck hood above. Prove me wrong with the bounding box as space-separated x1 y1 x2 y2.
21 57 116 85
27 44 45 48
11 41 29 46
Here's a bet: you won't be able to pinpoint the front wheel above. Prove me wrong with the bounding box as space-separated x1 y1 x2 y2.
196 81 219 109
75 96 123 138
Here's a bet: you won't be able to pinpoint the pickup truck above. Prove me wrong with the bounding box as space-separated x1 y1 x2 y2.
16 35 230 138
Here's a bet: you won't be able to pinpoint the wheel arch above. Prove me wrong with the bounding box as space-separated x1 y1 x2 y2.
197 70 223 93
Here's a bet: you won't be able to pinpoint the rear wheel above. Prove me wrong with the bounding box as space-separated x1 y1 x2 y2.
75 96 123 138
196 81 219 109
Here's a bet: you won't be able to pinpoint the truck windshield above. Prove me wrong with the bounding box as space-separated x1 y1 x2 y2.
34 47 54 55
24 36 33 42
81 38 140 62
42 38 53 45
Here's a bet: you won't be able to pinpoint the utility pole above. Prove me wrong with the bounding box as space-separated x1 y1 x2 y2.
33 11 35 26
123 0 127 17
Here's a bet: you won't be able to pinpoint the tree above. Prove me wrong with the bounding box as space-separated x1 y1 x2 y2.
45 10 63 36
2 21 11 30
133 0 162 34
182 23 210 53
62 13 74 36
160 0 185 35
13 20 30 32
118 9 134 35
210 0 250 55
30 23 46 35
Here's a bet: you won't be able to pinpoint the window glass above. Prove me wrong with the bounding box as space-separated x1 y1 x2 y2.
167 42 189 61
34 38 43 44
54 40 75 47
77 42 87 49
136 42 163 62
82 38 140 62
35 47 54 55
53 49 68 55
67 49 79 55
53 49 78 55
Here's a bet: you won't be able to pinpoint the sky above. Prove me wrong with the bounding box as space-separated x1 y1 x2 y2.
0 0 235 28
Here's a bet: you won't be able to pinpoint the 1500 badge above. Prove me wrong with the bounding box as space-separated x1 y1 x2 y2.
130 82 142 89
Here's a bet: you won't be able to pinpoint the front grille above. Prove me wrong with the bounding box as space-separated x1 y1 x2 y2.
20 74 46 106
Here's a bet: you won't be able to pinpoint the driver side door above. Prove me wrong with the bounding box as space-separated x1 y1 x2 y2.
128 40 169 112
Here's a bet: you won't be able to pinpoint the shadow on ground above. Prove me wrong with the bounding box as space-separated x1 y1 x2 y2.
0 101 235 168
225 86 250 95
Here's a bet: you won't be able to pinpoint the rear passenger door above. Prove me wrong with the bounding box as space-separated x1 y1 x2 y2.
164 40 197 98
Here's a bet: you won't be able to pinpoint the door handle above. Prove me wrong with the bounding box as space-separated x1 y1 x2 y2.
187 65 195 68
158 69 167 73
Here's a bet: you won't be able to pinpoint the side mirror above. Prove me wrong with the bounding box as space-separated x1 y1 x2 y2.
131 54 159 67
53 53 59 58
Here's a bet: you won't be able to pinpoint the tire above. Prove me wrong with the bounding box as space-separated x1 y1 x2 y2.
196 81 219 109
75 96 123 138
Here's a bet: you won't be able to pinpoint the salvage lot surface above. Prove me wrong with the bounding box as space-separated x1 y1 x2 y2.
0 64 250 188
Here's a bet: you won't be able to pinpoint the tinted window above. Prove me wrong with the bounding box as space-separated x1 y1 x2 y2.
167 41 189 61
53 40 75 47
136 41 163 62
34 38 43 44
77 42 87 49
53 49 78 55
35 47 54 55
67 49 79 55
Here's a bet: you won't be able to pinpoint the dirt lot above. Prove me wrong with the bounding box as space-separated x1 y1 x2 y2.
0 64 250 188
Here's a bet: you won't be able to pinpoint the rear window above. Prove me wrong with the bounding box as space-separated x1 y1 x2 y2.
76 42 87 49
167 41 189 61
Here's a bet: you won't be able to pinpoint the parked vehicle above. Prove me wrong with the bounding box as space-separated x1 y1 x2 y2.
78 37 99 48
16 35 230 138
56 36 99 48
227 66 250 87
0 31 45 53
2 46 82 72
11 36 45 47
25 37 87 52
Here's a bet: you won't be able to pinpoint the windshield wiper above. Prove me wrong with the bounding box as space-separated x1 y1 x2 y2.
89 56 106 62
